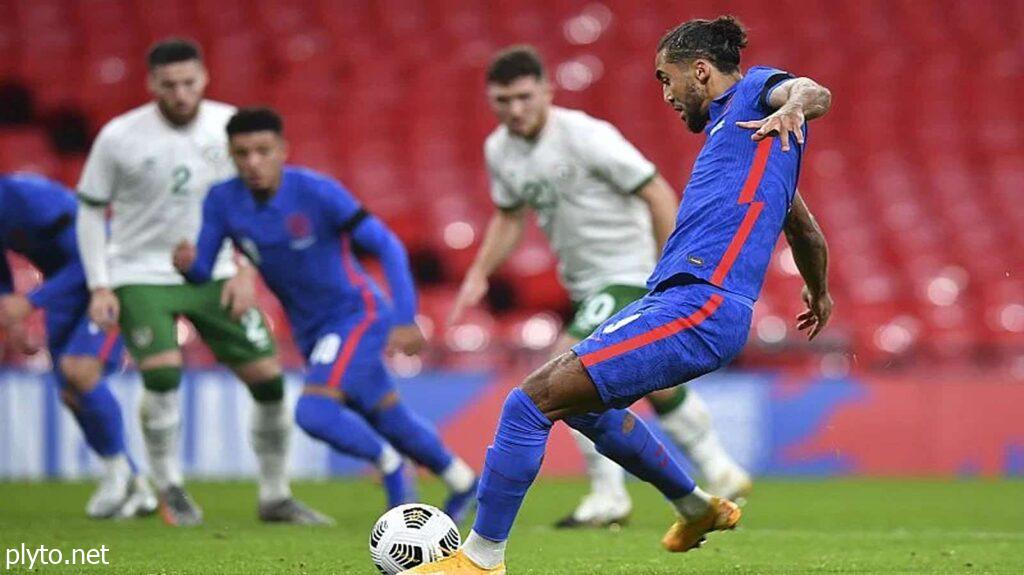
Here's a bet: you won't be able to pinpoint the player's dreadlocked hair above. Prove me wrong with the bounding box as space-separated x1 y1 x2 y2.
226 107 284 137
146 37 203 70
486 45 546 85
657 16 748 74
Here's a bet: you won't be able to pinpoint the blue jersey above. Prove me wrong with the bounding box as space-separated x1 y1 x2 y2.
648 66 803 302
186 166 417 353
0 174 87 309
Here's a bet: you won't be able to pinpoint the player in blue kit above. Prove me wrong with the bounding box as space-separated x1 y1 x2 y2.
173 108 478 519
405 16 833 574
0 173 156 518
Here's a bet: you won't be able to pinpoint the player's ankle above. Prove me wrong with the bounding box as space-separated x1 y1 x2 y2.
671 486 712 521
462 530 505 569
376 444 403 475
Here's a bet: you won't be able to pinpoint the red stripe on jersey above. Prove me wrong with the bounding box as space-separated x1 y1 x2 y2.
709 138 773 285
738 139 773 204
98 329 120 363
326 238 378 389
579 294 724 367
711 201 764 285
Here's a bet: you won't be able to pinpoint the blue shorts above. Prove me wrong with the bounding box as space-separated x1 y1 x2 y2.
303 306 394 414
572 282 752 409
45 295 124 377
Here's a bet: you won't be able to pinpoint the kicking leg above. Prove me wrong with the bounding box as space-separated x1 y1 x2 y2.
405 352 604 573
549 333 631 529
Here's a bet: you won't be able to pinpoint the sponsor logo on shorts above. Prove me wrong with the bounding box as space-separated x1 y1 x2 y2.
687 254 705 267
131 327 153 349
603 313 642 335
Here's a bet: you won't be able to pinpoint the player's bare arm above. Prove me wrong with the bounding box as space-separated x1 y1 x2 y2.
736 77 832 151
449 206 526 325
635 175 679 252
784 191 832 340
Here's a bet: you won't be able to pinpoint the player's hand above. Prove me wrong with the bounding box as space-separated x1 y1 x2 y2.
0 294 33 327
2 321 39 355
448 270 489 325
89 288 120 330
386 324 426 356
172 240 197 273
221 266 257 321
796 285 832 341
736 103 806 152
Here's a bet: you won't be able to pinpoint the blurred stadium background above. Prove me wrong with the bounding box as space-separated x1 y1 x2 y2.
0 0 1022 482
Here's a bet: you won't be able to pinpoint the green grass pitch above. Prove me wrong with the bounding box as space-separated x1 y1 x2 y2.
1 478 1022 574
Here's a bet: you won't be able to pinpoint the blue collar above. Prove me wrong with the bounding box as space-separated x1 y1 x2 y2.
706 83 739 133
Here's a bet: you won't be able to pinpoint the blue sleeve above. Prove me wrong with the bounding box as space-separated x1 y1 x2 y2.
743 66 795 115
350 216 418 325
321 178 364 231
184 189 229 283
27 260 87 308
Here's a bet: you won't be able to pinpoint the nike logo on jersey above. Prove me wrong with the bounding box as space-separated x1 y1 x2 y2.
603 313 642 335
710 119 726 137
290 236 316 250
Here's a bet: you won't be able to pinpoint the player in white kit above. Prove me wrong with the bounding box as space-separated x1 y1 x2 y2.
75 38 329 526
450 46 752 528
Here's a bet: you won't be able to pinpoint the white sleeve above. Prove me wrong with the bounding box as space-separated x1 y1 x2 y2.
484 145 522 209
77 127 119 205
577 120 657 194
76 203 110 290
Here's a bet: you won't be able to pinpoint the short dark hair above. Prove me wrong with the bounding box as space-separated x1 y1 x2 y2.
486 46 545 85
147 38 203 70
226 107 284 138
657 16 748 74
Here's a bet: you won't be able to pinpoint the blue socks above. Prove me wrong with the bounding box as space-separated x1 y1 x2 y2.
367 401 454 474
295 394 386 462
71 381 126 458
472 388 552 542
566 408 696 499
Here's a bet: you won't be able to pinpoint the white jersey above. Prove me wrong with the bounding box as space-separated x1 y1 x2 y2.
485 107 659 300
78 101 238 287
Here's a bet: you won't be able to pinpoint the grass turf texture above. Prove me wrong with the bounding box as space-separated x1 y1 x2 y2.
1 478 1021 574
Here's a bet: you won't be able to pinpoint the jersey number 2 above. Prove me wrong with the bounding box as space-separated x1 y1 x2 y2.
171 166 191 196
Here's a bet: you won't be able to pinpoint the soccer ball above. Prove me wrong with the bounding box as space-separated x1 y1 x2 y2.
369 503 462 574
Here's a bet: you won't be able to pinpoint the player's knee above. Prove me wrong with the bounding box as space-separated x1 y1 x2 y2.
521 352 602 421
233 356 282 386
58 356 102 393
294 394 331 436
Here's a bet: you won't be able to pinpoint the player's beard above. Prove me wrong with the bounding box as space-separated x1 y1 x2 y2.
683 84 708 133
158 99 200 127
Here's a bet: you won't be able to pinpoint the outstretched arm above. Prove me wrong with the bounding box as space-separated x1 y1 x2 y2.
449 207 526 324
737 76 832 151
784 191 832 340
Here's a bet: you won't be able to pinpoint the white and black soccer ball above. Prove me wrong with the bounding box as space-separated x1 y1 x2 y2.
369 503 461 574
